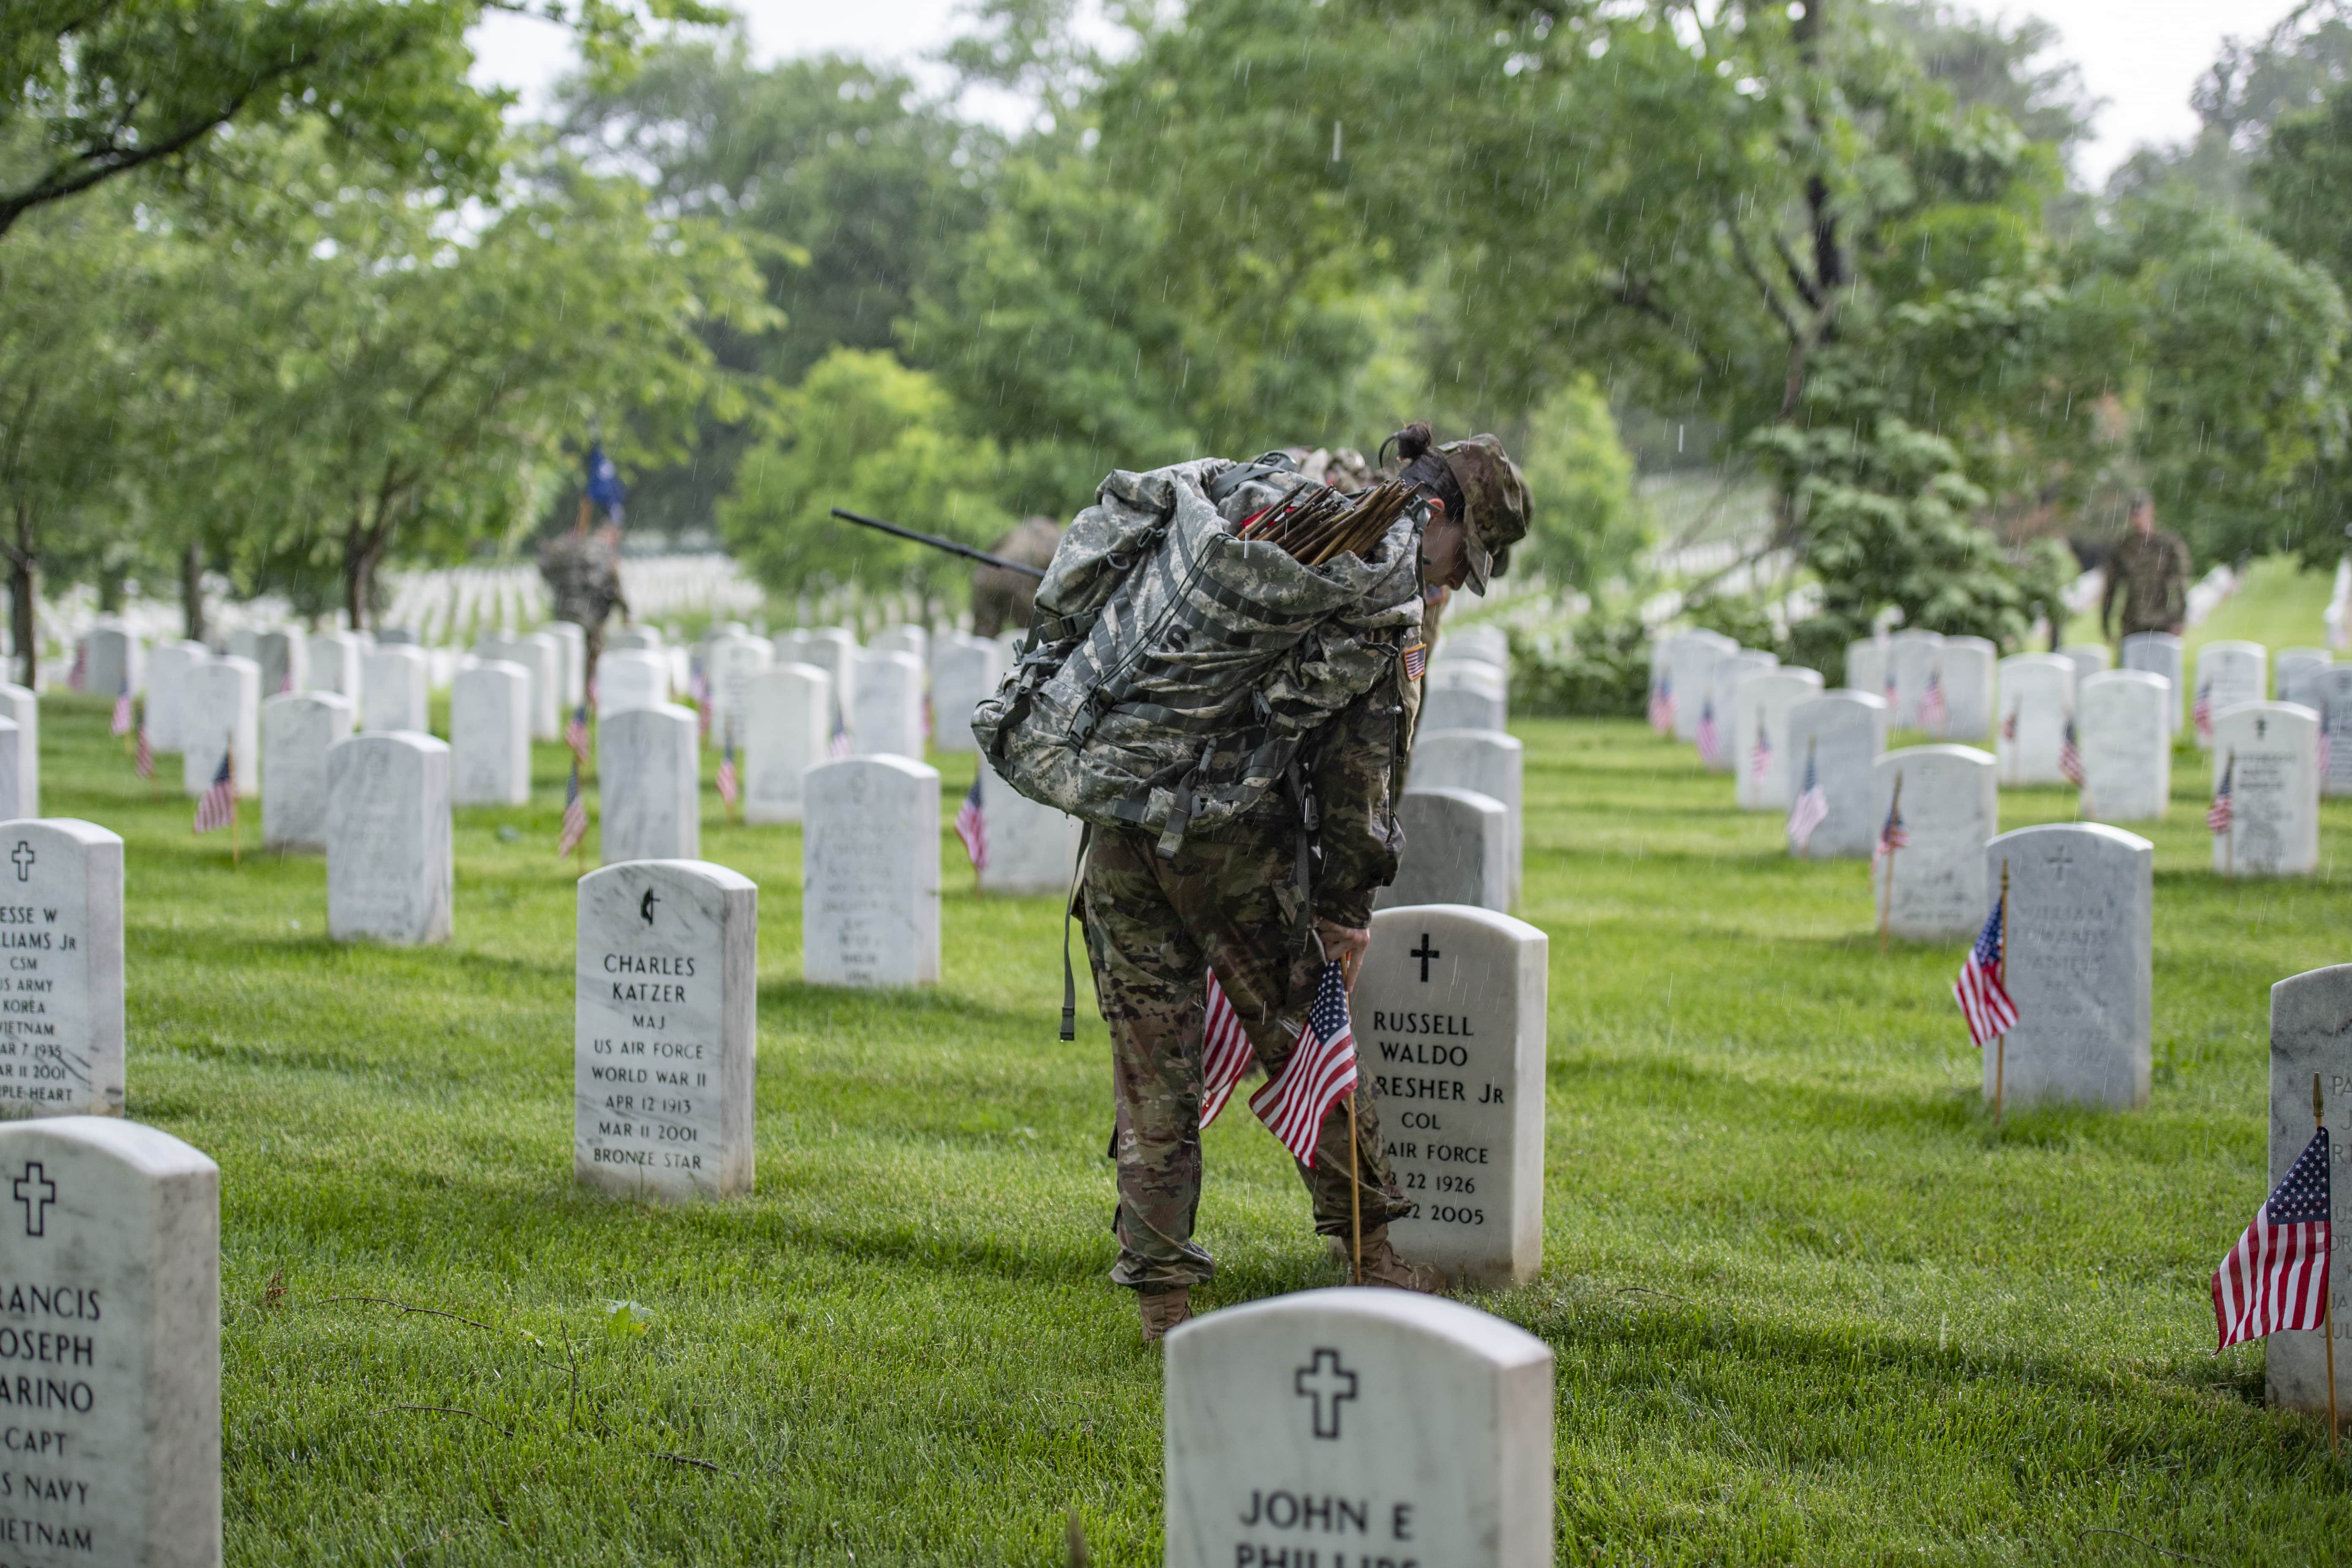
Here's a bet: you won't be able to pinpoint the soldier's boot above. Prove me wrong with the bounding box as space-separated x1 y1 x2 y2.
1139 1285 1192 1345
1353 1227 1446 1294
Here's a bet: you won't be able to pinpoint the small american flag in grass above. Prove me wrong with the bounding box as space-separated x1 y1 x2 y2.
1919 666 1946 733
1696 699 1720 768
557 759 589 858
953 776 987 870
111 681 133 738
1200 973 1255 1127
828 712 852 760
1248 961 1360 1162
2059 717 2085 787
2193 680 2214 743
2001 705 2019 742
192 749 235 835
715 727 739 807
2213 1125 2330 1350
1873 790 1909 866
565 702 590 764
1648 673 1674 735
2208 754 2234 835
1786 743 1828 852
1952 897 2017 1048
1748 719 1772 783
134 727 152 780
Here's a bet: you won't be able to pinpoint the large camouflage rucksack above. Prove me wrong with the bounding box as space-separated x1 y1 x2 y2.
972 456 1424 858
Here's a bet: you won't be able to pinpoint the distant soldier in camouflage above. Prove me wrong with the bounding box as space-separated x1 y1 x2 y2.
540 523 629 675
970 516 1063 637
2101 490 2193 641
1078 422 1531 1343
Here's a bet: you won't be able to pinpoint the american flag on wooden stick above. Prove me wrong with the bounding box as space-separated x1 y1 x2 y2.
1648 673 1675 735
1695 699 1720 768
828 710 852 760
1748 719 1772 783
1247 961 1360 1162
557 759 589 858
66 642 85 693
1873 789 1909 867
134 726 153 781
2193 680 2214 743
1200 973 1255 1127
192 749 236 835
1786 742 1828 851
2213 1125 2330 1350
2321 714 2334 785
2208 754 2235 835
1919 666 1947 734
2001 705 2019 742
715 726 739 808
953 777 987 871
110 680 133 738
565 702 590 765
1952 897 2017 1048
2059 717 2085 787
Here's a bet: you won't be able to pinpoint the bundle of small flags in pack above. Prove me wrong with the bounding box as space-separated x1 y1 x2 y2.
1233 480 1418 566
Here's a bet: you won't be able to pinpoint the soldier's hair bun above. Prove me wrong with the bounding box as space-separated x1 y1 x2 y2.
1380 421 1436 466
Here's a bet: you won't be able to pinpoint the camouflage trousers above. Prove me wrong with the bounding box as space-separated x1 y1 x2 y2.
1080 824 1409 1291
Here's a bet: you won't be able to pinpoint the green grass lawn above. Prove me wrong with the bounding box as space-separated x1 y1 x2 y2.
49 682 2352 1564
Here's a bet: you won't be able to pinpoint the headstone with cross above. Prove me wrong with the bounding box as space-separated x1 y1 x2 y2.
262 691 356 852
0 820 124 1118
598 705 700 866
1872 746 1997 942
2212 702 2320 877
742 664 829 825
1994 654 2078 787
1732 667 1824 810
0 1116 220 1565
2077 670 2171 822
2265 964 2352 1416
326 733 453 945
449 661 531 808
1374 789 1508 914
851 650 926 762
1982 823 2152 1111
1785 690 1888 858
1350 906 1548 1285
803 756 940 987
1163 1289 1553 1568
182 656 259 800
576 859 756 1200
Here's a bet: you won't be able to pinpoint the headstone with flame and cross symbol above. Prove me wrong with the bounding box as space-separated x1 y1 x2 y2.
1349 906 1548 1286
0 821 123 1119
1163 1289 1553 1568
0 1116 220 1566
575 859 757 1201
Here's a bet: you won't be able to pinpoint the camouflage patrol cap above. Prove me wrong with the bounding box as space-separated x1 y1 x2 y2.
1437 434 1531 593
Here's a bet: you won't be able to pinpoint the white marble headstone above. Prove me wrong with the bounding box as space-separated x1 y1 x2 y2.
0 685 38 819
2320 666 2352 798
326 733 453 945
2213 703 2319 877
0 821 124 1118
2193 640 2267 749
743 665 829 826
144 644 205 753
1871 746 1996 941
1666 629 1737 743
802 757 940 986
575 859 756 1202
1163 1290 1552 1568
2265 965 2352 1418
449 662 532 808
2077 670 2171 822
1375 788 1508 913
305 631 365 701
182 657 259 799
261 693 355 852
799 629 861 736
1408 731 1523 905
596 649 670 714
1732 667 1824 810
361 645 430 734
254 629 305 698
1435 626 1510 671
1844 639 1889 707
607 627 662 653
2121 632 2184 733
84 627 141 700
1354 906 1547 1285
2058 642 2111 686
973 768 1083 897
1938 636 1996 741
1994 654 2077 787
704 633 772 753
1785 691 1887 858
930 636 1002 755
0 1117 218 1565
545 620 587 709
599 705 700 866
2276 647 2330 711
1984 823 2151 1111
1422 662 1507 735
852 650 927 760
1887 629 1944 729
872 625 929 664
1703 651 1775 771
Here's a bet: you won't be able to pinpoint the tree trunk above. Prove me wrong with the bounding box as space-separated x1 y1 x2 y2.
181 539 207 645
9 561 33 692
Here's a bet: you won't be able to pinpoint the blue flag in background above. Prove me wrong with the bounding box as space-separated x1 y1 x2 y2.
585 442 626 522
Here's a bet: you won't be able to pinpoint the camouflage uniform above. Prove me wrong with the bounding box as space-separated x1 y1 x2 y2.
540 525 629 674
2101 528 2193 638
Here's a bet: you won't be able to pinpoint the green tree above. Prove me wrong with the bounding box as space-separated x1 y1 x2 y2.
1514 376 1650 594
720 348 1015 611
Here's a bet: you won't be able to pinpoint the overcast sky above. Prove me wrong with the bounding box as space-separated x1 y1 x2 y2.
467 0 2308 187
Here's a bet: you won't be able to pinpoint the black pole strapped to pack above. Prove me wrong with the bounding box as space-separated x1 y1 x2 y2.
830 507 1048 579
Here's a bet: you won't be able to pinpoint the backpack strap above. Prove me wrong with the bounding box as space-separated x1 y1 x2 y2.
1060 823 1096 1043
1203 451 1300 506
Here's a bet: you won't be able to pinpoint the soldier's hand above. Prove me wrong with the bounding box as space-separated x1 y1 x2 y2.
1315 920 1371 990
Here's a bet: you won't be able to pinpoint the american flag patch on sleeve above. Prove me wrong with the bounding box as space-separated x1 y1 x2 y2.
1401 643 1427 681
